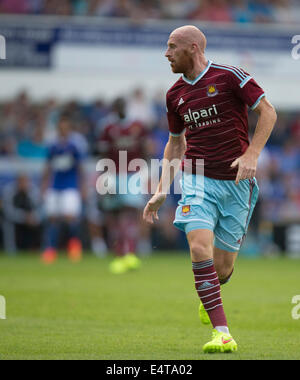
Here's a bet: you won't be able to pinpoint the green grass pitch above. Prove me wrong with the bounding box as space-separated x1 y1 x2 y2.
0 252 299 360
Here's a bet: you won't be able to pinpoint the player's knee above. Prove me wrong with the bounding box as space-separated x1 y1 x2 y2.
189 240 213 262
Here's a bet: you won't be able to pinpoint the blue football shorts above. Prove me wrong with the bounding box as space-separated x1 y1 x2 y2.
173 172 259 252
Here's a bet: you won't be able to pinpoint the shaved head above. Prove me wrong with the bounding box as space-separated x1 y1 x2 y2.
165 25 208 78
170 25 207 53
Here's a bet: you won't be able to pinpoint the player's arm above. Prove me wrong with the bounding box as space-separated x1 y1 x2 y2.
143 133 186 224
156 133 187 195
231 97 277 185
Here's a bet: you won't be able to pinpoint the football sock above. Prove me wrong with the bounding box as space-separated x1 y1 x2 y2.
215 325 230 334
68 220 80 239
118 212 139 254
192 259 228 329
44 220 59 249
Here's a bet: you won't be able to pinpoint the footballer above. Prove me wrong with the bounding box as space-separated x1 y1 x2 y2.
143 25 277 353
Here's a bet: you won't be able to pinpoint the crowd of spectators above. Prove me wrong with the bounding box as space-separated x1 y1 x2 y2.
0 0 299 24
0 89 299 253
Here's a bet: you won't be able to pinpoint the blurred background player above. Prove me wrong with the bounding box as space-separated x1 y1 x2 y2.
41 114 86 263
97 97 150 274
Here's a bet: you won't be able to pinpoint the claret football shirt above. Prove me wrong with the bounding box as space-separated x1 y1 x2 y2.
98 117 148 173
166 60 265 180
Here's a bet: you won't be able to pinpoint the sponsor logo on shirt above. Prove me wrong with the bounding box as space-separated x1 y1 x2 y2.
183 105 218 123
183 105 221 130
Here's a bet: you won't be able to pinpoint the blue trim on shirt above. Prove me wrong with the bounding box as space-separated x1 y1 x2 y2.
211 63 245 82
251 93 265 110
239 76 252 88
182 60 212 86
169 129 186 137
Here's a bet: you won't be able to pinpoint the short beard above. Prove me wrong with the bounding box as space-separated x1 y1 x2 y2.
174 50 192 75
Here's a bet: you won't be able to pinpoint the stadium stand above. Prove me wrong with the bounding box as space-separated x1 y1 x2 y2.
0 0 300 25
0 89 299 254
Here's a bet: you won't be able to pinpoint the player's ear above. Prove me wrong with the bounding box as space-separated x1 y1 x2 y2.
190 43 197 54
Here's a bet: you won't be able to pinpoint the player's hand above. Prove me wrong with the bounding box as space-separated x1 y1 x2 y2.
230 151 258 185
143 193 167 224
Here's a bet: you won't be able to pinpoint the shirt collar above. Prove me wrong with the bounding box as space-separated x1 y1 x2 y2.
182 60 212 86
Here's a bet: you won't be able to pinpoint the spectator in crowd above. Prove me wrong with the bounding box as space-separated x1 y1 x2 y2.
277 139 300 174
0 0 29 14
189 0 233 22
248 0 275 23
231 0 254 23
88 0 133 18
1 0 299 24
17 125 48 159
272 0 295 24
72 0 89 15
278 173 300 222
160 0 196 19
43 0 72 16
1 174 42 253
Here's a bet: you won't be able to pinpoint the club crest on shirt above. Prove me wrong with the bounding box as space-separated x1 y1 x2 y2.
181 205 191 216
207 84 218 97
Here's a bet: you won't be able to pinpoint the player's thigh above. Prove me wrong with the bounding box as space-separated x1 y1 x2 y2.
214 178 259 253
44 189 60 217
186 229 215 262
174 172 219 230
173 173 219 262
60 189 82 218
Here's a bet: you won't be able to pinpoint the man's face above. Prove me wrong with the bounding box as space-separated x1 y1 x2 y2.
58 119 71 138
165 33 192 74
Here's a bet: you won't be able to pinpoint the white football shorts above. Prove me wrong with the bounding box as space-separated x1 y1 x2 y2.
44 189 82 217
